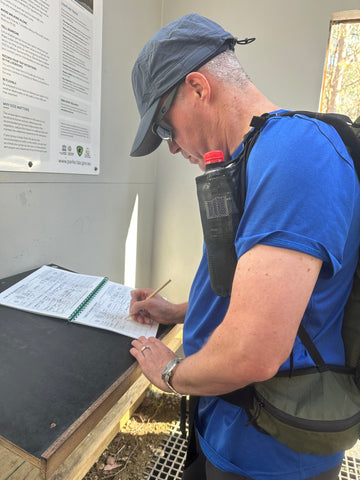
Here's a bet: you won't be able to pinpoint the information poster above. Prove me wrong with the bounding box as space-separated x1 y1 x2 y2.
0 0 103 174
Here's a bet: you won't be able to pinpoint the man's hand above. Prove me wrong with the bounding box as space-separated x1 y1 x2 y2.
130 336 180 392
129 289 187 325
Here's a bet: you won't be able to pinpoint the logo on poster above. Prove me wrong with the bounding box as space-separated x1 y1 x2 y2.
77 146 84 156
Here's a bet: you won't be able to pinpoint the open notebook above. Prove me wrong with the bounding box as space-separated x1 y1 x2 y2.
0 265 158 339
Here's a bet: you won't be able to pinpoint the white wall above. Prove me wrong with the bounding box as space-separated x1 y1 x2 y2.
0 0 162 288
151 0 360 302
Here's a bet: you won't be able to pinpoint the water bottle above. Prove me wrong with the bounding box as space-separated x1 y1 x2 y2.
196 151 243 297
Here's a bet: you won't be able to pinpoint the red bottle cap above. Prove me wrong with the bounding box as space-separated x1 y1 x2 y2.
204 150 224 165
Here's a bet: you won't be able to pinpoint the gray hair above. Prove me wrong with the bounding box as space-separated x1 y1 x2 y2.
199 49 251 88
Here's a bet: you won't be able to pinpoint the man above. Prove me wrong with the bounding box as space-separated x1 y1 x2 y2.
128 13 360 480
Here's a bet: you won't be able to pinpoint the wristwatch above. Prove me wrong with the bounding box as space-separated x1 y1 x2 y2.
161 357 182 396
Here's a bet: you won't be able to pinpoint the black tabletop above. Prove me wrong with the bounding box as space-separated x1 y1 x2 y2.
0 266 159 458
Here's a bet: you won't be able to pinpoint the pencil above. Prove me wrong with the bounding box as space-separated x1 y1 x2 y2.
125 279 171 319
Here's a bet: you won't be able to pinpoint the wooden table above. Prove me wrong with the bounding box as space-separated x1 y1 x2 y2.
0 268 183 480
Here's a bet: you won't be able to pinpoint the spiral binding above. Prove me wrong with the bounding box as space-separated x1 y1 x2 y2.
69 277 108 321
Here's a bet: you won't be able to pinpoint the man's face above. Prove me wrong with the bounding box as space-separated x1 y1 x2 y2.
158 84 208 171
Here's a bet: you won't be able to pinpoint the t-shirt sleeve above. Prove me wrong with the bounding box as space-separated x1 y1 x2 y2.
235 115 357 277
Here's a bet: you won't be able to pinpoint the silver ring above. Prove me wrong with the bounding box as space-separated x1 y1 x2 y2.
141 345 150 352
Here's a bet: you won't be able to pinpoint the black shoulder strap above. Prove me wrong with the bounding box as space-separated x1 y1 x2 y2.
297 324 328 372
250 111 360 180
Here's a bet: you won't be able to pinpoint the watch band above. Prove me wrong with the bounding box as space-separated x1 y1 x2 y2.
161 357 183 396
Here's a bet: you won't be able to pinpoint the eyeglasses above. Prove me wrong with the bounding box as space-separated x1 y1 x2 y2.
152 85 179 142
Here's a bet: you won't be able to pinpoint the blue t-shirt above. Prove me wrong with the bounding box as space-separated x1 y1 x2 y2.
183 113 360 479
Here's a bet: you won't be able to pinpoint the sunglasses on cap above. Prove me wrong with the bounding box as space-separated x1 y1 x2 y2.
152 85 179 142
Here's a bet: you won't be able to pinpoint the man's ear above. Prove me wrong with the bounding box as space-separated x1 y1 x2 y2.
184 72 211 102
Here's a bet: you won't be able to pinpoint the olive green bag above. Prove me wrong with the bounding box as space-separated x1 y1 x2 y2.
245 271 360 455
250 372 360 455
218 112 360 455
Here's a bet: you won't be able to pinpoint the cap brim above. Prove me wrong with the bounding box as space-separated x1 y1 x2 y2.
130 99 162 157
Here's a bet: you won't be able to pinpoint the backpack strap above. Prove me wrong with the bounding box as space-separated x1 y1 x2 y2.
297 324 328 372
251 111 360 180
293 111 360 179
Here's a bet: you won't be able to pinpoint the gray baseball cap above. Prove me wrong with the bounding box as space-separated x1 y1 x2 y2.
130 14 253 157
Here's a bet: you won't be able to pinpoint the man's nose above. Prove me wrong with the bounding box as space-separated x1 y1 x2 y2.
168 140 181 155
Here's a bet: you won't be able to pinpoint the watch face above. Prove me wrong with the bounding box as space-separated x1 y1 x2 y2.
162 358 180 382
162 368 169 381
162 363 171 381
161 358 182 396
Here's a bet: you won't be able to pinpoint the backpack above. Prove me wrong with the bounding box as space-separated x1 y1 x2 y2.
214 111 360 455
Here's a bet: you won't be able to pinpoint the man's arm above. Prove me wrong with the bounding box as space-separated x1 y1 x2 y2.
131 244 322 396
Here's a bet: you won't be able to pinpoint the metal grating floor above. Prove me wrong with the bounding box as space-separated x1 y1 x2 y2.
143 420 187 480
142 419 360 480
340 456 360 479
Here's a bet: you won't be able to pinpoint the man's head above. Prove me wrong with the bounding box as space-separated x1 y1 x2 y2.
130 14 251 158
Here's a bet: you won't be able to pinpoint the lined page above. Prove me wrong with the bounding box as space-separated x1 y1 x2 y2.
74 281 159 338
0 265 104 319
